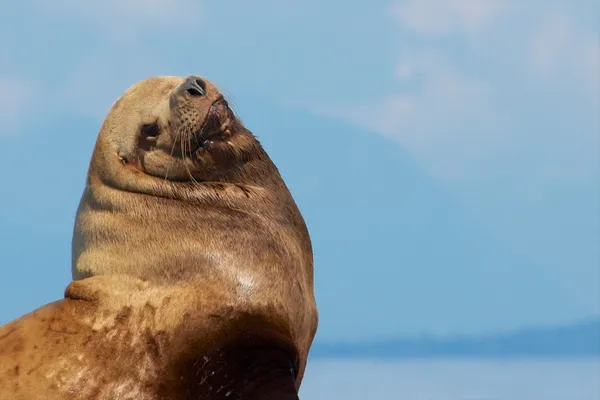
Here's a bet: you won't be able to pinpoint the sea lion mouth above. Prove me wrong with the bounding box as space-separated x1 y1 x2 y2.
192 97 236 150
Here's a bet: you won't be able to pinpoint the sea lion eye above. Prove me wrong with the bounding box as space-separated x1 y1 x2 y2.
141 123 159 141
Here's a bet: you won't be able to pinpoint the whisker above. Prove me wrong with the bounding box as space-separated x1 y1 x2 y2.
220 89 238 113
165 127 180 181
180 132 188 178
184 132 199 184
192 130 201 148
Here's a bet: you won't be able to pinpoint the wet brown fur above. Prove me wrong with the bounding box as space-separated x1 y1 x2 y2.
0 76 318 399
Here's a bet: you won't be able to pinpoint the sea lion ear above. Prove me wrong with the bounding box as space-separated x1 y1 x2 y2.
64 280 100 303
65 276 150 304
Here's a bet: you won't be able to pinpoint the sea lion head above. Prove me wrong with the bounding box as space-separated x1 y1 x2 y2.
92 75 268 193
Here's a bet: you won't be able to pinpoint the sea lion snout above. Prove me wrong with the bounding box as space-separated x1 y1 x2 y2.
181 76 206 97
169 75 216 110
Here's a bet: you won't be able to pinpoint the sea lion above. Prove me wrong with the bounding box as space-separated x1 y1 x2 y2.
0 75 318 399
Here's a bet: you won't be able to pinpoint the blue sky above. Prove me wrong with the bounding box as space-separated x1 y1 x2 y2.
0 1 598 342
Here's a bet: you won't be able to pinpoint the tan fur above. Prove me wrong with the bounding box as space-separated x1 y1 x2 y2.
0 76 318 399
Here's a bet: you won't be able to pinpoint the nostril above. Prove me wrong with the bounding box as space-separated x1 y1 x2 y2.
186 78 206 97
186 87 203 96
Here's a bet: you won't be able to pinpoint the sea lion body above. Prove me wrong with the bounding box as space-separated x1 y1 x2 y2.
0 75 318 398
0 276 302 399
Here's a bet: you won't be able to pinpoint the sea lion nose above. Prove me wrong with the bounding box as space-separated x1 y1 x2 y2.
182 76 206 97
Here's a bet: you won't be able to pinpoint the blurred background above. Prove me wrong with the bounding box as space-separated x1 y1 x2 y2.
1 1 599 398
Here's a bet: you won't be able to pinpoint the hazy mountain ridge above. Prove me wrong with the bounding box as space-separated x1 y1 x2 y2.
240 100 586 339
310 318 600 358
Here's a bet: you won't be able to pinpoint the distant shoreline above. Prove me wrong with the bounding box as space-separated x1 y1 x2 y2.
310 318 600 359
310 353 600 360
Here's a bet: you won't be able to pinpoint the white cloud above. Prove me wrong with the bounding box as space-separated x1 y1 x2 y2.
528 13 600 94
389 0 511 34
320 2 600 183
325 55 512 180
0 77 33 135
53 52 173 120
21 1 205 119
34 0 203 40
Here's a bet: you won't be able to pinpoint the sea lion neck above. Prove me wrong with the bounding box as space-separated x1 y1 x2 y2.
87 157 276 207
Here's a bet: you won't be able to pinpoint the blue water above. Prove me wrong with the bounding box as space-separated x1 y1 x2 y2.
299 359 600 399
